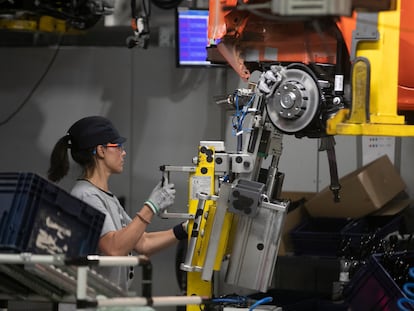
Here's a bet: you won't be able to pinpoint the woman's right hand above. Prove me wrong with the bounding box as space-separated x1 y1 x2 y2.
144 181 176 215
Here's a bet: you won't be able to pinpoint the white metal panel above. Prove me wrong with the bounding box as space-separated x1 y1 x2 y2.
278 135 319 192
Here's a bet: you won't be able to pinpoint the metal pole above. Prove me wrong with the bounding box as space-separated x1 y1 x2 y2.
76 267 88 300
97 296 205 307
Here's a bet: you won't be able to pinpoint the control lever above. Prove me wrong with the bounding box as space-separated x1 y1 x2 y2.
161 165 169 187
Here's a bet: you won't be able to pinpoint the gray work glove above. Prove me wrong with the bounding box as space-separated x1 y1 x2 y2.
144 181 176 215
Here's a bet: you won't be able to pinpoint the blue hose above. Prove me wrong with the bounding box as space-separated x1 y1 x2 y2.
249 297 273 311
397 267 414 310
211 295 248 305
211 298 245 304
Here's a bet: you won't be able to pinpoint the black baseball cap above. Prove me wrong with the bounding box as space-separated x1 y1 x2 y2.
67 116 126 150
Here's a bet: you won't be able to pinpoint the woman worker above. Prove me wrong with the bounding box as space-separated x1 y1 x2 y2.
47 115 187 291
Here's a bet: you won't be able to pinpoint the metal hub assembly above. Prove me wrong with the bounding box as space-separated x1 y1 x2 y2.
266 68 320 134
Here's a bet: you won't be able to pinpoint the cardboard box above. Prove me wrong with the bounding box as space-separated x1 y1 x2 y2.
372 196 412 216
305 155 406 218
278 191 315 256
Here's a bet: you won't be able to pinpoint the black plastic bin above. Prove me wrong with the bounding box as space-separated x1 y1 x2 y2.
0 172 105 257
341 214 403 250
290 217 352 257
344 252 414 311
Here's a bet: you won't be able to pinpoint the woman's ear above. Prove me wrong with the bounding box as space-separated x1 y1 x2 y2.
96 145 105 158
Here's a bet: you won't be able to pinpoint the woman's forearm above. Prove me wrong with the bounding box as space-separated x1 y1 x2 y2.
135 229 178 256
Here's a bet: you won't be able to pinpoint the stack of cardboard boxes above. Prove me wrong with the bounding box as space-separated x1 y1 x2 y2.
278 155 411 256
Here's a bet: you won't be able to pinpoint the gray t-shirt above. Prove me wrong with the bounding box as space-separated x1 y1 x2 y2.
71 179 133 291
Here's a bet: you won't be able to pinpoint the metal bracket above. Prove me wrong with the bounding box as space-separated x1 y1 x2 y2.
351 12 379 60
159 164 197 219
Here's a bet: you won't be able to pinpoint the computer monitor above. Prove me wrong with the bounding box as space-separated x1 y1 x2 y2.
175 7 223 67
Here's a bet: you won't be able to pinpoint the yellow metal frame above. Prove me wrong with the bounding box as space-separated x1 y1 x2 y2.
327 0 414 136
186 146 234 311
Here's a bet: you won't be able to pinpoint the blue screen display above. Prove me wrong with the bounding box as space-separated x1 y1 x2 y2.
176 8 212 66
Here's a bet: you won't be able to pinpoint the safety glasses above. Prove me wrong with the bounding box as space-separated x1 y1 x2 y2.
104 143 125 152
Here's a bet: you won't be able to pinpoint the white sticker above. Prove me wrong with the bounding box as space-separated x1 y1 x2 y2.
190 176 212 200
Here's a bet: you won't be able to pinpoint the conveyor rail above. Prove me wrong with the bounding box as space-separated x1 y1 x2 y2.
0 253 205 310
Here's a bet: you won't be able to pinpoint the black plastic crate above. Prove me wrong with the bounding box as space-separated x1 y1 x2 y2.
344 252 414 311
290 218 351 257
341 214 403 256
0 172 105 257
0 172 46 249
